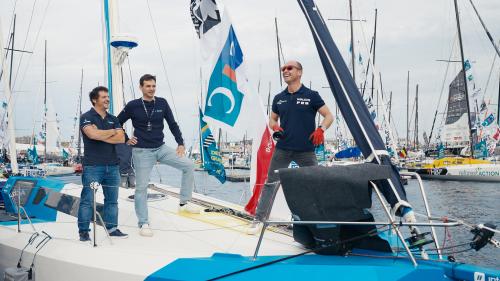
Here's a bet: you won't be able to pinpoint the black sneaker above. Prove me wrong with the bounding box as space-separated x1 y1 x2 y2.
79 231 91 242
109 229 128 239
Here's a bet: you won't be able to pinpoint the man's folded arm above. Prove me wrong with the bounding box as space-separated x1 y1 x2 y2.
82 125 116 141
102 129 125 144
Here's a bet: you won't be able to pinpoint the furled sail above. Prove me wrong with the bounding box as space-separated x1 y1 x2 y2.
298 0 409 209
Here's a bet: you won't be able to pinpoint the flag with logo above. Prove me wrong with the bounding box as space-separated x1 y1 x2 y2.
27 146 39 164
482 113 495 127
474 139 488 158
190 0 274 214
199 108 226 183
437 143 445 159
62 148 69 160
315 143 326 162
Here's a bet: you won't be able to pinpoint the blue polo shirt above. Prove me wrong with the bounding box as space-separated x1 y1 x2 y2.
117 97 184 148
80 108 121 166
272 85 325 152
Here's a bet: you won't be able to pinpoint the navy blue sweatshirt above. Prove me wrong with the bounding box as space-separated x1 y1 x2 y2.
117 97 184 148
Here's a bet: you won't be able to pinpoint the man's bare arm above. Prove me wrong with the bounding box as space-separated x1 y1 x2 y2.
269 112 279 129
318 105 333 130
82 125 117 141
102 129 125 144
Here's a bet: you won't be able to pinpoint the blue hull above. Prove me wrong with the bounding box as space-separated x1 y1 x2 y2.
147 252 500 281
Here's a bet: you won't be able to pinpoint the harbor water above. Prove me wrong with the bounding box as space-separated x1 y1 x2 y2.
55 164 500 269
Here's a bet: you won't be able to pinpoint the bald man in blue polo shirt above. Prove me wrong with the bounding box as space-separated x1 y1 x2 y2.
248 60 334 234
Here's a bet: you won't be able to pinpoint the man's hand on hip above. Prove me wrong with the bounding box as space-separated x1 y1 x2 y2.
127 136 138 146
176 145 185 157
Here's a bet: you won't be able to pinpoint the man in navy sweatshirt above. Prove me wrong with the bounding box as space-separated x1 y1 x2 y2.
118 74 200 237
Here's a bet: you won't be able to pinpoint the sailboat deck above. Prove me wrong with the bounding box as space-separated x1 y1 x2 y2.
0 182 302 280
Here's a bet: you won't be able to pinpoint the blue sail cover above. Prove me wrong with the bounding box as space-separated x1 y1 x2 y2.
298 0 408 208
335 147 361 159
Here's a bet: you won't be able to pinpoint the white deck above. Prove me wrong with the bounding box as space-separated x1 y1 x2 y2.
0 183 303 281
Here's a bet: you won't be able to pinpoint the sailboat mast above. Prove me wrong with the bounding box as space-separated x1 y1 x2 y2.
274 17 283 88
77 69 83 162
406 71 410 148
498 70 500 126
415 84 419 150
349 0 355 83
388 91 392 123
44 40 47 160
0 17 18 173
199 68 204 167
8 15 15 88
370 9 377 99
267 81 271 115
453 0 474 158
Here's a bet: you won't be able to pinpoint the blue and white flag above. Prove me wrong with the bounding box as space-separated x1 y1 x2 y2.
482 113 495 127
28 146 39 164
190 0 274 214
464 60 471 71
437 143 445 159
199 108 226 184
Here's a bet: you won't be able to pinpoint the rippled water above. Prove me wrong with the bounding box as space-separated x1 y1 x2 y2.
58 164 500 269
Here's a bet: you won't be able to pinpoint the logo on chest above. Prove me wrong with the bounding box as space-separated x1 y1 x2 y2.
277 99 287 105
296 97 310 105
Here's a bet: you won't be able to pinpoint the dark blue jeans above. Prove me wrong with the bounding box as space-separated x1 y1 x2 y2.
78 165 120 233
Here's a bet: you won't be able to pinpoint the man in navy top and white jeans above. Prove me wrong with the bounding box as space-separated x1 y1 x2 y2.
78 86 128 241
247 60 334 234
118 74 200 237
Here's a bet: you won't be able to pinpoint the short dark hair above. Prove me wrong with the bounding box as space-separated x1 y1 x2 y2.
89 86 108 106
140 74 156 86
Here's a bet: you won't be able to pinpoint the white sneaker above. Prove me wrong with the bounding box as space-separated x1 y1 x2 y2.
178 202 201 214
246 221 263 235
139 224 154 237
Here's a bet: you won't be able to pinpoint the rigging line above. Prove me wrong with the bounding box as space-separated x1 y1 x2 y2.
428 33 458 144
0 0 17 80
467 0 500 57
12 0 38 90
145 0 179 121
14 0 52 95
482 40 500 100
126 56 136 99
354 8 398 155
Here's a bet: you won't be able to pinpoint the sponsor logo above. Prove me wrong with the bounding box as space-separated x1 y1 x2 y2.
277 99 287 105
296 97 310 105
457 168 500 177
205 26 244 126
474 272 485 281
82 119 91 124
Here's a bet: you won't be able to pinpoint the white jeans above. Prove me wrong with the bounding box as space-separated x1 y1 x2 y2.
132 145 195 226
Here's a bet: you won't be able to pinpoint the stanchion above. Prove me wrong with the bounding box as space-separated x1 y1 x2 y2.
89 182 113 247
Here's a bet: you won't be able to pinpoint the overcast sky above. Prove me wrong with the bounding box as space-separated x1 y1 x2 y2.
1 0 499 148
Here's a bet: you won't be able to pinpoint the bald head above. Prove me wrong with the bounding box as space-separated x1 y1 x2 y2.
282 60 303 86
285 60 302 70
